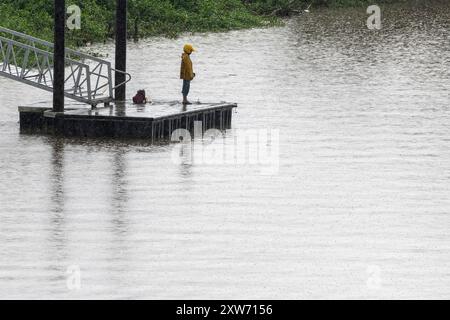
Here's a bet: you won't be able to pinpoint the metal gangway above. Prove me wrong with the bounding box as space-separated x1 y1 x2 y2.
0 26 131 107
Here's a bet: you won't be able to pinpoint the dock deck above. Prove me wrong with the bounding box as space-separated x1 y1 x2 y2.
19 100 237 139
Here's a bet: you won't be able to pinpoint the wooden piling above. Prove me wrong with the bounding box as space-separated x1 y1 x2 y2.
115 0 127 101
53 0 65 113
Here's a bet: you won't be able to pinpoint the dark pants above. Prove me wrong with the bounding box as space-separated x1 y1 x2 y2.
182 80 191 96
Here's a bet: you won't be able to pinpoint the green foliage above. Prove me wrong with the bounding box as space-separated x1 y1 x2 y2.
245 0 308 15
0 0 402 46
0 0 276 44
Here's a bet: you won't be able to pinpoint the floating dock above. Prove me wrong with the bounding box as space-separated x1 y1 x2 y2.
19 101 237 140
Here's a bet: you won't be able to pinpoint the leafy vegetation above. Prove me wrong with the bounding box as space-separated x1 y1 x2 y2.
0 0 403 46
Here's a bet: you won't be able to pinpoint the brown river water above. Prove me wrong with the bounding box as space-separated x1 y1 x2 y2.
0 2 449 299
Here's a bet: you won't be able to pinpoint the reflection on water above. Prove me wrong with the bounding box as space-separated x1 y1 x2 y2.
50 138 65 216
0 1 449 299
47 138 68 288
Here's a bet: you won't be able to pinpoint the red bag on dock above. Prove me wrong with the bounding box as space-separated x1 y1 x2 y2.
133 90 146 104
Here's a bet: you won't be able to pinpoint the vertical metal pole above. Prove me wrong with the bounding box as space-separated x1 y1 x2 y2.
53 0 65 112
115 0 127 101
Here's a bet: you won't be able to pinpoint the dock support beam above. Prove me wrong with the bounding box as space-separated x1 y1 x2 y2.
53 0 65 113
115 0 127 102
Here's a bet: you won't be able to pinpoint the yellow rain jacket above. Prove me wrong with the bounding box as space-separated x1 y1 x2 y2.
180 53 194 81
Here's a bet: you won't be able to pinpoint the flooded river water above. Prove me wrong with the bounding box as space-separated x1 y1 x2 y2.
0 1 449 299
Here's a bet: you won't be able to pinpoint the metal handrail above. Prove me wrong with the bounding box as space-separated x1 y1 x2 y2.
0 26 132 107
112 68 132 90
0 26 107 63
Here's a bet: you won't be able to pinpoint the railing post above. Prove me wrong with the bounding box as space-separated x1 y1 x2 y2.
53 0 65 113
115 0 127 102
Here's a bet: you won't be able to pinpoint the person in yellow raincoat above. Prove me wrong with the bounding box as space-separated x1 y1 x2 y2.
180 44 196 105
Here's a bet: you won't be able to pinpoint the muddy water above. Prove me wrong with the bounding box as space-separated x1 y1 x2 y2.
0 2 449 299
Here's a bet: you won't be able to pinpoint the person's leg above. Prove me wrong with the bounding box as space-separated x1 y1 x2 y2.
182 80 191 104
182 80 187 103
